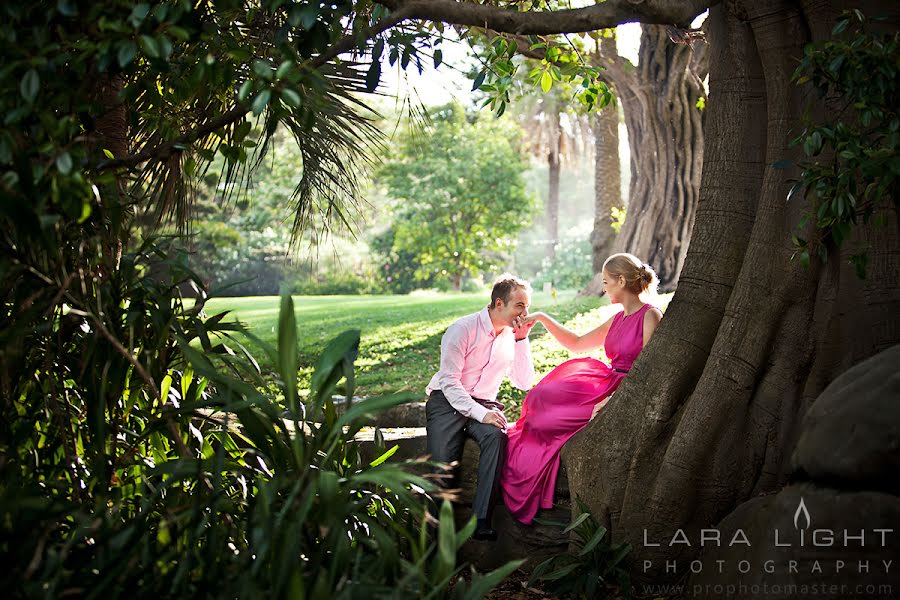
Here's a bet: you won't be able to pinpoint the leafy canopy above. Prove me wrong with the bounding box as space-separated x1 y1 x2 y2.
377 104 536 287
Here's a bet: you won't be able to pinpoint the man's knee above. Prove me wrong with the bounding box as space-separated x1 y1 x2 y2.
479 426 507 450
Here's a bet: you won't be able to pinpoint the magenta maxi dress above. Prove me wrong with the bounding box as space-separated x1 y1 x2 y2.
501 303 653 524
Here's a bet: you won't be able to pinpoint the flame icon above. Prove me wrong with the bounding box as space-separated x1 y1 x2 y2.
793 497 811 530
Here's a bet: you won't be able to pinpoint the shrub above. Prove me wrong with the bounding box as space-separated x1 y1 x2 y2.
0 239 516 598
529 499 632 599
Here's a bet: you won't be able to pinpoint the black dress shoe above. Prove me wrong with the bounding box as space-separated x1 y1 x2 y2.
473 527 498 542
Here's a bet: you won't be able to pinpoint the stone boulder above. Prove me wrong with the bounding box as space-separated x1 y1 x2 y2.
791 345 900 494
688 346 900 598
687 484 899 599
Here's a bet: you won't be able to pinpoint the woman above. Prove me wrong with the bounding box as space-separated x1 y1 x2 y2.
500 253 663 524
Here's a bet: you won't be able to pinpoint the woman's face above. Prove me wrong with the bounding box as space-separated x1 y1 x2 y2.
602 269 625 303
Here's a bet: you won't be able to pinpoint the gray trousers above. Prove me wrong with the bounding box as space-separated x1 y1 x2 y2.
425 389 506 521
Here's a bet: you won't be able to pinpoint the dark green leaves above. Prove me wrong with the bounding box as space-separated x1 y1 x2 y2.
118 40 137 67
20 69 39 103
366 60 381 93
139 34 159 58
251 90 271 116
55 152 72 175
278 294 299 414
790 10 898 278
472 70 486 91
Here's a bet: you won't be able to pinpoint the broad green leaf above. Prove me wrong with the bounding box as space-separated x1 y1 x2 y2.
251 90 271 116
278 294 298 412
310 329 359 403
541 70 553 92
20 69 39 103
139 35 160 58
467 559 525 599
368 443 398 467
56 152 72 175
435 500 456 585
281 88 301 108
578 524 609 556
472 70 486 91
366 60 381 93
118 41 137 67
563 511 591 533
238 80 253 102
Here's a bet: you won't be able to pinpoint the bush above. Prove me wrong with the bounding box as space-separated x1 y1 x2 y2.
532 225 594 290
529 499 632 598
0 238 516 598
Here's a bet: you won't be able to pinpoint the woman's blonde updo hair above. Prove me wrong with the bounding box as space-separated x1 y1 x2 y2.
602 253 658 296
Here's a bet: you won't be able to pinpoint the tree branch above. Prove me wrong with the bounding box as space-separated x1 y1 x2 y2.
376 0 716 34
96 0 712 172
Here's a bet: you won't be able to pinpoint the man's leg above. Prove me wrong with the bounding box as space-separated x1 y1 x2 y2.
465 420 507 525
425 390 467 495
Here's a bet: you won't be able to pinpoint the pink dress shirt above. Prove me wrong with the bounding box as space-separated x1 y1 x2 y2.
426 307 535 424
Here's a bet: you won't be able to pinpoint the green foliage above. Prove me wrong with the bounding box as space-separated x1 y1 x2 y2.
0 243 514 596
610 206 627 235
790 10 899 276
532 224 594 291
376 104 536 290
529 499 632 599
470 29 614 116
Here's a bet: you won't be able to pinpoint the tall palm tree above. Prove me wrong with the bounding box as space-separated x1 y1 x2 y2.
516 87 593 260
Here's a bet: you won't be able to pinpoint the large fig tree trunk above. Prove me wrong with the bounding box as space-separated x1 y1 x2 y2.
563 0 900 583
583 25 707 294
616 25 705 291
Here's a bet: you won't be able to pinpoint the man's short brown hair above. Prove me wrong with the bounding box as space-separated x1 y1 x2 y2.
490 273 531 308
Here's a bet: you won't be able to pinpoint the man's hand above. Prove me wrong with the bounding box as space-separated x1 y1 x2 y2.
512 314 536 341
482 410 507 430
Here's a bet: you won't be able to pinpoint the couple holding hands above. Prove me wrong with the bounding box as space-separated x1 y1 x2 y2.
425 253 662 541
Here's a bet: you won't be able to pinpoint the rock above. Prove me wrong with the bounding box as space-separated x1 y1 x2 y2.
333 395 427 428
355 426 428 464
457 503 571 571
687 483 900 599
792 345 900 494
353 426 572 571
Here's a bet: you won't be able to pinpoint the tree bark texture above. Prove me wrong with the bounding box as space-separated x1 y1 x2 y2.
582 25 707 294
563 0 900 583
613 24 705 292
588 103 622 276
583 36 624 291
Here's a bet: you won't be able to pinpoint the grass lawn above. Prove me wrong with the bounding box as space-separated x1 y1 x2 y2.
205 290 671 418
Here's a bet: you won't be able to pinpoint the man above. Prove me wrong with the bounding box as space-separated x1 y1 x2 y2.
425 274 535 541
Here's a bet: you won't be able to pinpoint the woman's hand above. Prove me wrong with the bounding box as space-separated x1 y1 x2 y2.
590 396 611 420
512 314 536 340
523 312 546 326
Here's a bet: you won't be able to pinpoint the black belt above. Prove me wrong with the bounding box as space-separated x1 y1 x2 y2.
613 368 630 373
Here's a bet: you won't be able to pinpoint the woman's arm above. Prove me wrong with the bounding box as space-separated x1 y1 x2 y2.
642 307 664 347
526 312 616 353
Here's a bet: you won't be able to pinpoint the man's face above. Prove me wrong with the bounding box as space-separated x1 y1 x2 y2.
494 287 530 327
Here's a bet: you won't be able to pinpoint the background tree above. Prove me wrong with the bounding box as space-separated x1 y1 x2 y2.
587 33 624 276
582 22 709 294
515 88 593 260
377 104 534 290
